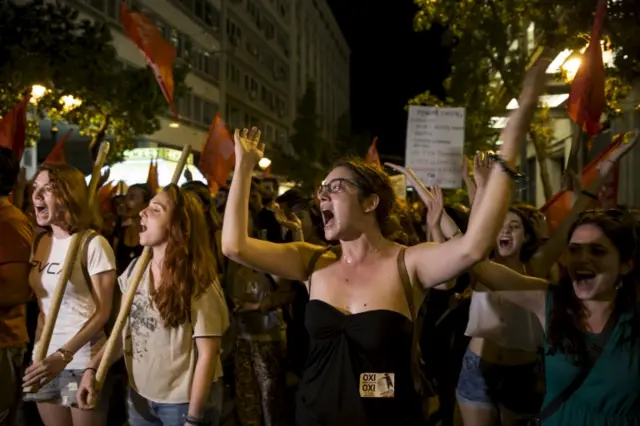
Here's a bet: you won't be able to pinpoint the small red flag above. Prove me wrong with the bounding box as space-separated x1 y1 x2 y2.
567 0 607 136
44 129 73 165
120 2 178 118
146 157 159 193
0 94 31 161
97 181 118 214
199 115 235 189
365 137 381 169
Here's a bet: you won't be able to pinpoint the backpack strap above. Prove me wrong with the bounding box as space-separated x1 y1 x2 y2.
306 246 335 294
397 247 431 396
79 230 99 287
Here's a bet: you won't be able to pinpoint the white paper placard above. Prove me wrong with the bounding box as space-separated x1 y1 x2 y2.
405 106 465 189
389 174 406 200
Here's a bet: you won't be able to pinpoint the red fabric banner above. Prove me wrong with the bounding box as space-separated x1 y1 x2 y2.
0 94 31 161
199 115 235 189
121 2 178 118
567 0 607 136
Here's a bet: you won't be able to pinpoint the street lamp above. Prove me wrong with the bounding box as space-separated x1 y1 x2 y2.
60 95 82 110
31 84 48 103
561 57 582 82
258 157 271 170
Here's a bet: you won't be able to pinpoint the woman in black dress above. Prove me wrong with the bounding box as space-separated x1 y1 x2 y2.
222 59 550 426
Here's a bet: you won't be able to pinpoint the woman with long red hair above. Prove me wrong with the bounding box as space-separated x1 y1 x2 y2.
76 184 229 426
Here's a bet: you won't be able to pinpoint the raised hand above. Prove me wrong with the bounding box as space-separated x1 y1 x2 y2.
461 156 470 180
472 151 495 190
426 186 444 231
234 127 264 166
274 207 302 230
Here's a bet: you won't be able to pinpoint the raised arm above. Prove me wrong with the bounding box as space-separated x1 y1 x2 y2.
529 130 639 277
221 127 325 282
403 54 552 288
472 260 548 324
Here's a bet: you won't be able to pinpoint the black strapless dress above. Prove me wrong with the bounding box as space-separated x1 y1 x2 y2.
295 299 423 426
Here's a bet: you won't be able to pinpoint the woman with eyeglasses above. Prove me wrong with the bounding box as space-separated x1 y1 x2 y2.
221 59 550 426
471 209 640 425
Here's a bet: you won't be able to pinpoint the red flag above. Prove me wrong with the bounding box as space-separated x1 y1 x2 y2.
199 115 235 188
365 137 381 169
97 181 117 214
567 0 607 136
44 129 73 164
208 180 220 197
121 2 178 118
147 157 159 193
541 134 622 232
0 94 30 161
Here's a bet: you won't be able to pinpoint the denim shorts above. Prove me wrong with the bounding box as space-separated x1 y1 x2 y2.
127 380 223 426
23 368 112 411
456 348 542 415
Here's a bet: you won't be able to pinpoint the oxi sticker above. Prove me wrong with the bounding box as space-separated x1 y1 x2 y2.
359 373 395 398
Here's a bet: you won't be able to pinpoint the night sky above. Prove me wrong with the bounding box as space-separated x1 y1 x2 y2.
326 1 451 161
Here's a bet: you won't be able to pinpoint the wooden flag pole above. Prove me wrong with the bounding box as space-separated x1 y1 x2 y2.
93 145 192 395
25 141 112 394
88 142 111 206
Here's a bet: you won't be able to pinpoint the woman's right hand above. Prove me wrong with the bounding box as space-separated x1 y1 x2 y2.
472 151 494 190
234 127 264 166
76 369 98 410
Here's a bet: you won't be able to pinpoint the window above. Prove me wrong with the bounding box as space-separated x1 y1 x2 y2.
178 94 219 127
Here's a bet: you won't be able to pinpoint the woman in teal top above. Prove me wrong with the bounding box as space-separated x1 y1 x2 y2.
471 209 640 425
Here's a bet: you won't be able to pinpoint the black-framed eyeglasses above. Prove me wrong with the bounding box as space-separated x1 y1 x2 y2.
316 178 360 198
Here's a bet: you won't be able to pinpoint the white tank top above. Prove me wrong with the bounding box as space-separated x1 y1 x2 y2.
464 266 543 352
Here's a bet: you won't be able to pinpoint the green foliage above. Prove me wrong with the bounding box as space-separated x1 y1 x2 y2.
0 0 188 163
411 0 639 200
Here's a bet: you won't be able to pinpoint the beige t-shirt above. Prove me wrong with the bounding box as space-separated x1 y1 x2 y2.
119 261 229 403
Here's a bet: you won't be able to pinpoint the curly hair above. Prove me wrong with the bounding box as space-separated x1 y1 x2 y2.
34 163 94 233
547 209 639 364
332 157 397 238
153 184 218 327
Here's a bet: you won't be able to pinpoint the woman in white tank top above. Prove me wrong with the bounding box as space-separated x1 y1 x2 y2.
456 203 551 426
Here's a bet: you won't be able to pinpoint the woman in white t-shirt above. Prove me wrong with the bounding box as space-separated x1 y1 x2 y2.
77 184 229 426
22 164 117 426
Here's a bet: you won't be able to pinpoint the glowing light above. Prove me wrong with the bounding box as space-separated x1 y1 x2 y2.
561 57 582 82
169 122 180 128
258 157 272 170
506 94 570 110
60 95 82 110
30 84 48 104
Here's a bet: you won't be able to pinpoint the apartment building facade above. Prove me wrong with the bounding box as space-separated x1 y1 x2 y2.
223 0 350 145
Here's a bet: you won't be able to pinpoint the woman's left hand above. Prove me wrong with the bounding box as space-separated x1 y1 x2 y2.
23 352 68 390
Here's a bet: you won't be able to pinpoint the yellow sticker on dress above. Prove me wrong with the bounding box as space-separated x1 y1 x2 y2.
359 373 395 398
